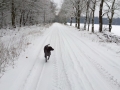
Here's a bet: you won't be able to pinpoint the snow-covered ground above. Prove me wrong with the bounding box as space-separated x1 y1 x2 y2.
68 23 120 36
0 25 46 77
0 23 120 90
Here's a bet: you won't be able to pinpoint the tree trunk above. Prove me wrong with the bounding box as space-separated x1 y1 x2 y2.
77 1 80 29
0 11 4 28
21 10 27 26
44 10 46 25
99 0 104 32
24 11 30 26
75 12 77 27
91 11 94 33
77 10 80 29
109 0 115 32
84 1 89 30
70 17 73 26
91 1 96 33
88 11 92 31
109 19 112 32
109 16 113 33
20 11 23 27
11 0 16 28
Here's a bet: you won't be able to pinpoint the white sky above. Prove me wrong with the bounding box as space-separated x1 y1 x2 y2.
52 0 63 9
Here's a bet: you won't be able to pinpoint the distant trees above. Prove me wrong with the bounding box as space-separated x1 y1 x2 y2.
89 0 99 33
0 0 56 28
76 0 86 29
84 0 90 30
58 0 119 32
57 0 73 24
0 0 10 28
58 0 86 29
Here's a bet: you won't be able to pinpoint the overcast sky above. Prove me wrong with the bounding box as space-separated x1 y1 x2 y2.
52 0 63 9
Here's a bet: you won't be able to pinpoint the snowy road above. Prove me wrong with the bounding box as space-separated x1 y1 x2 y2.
0 23 120 90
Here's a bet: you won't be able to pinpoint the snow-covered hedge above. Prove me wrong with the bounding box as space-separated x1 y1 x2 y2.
94 31 120 44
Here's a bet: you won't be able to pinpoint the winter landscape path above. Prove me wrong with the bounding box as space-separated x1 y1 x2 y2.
0 23 120 90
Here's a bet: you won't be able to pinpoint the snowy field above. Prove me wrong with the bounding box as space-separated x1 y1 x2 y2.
0 23 120 90
68 23 120 36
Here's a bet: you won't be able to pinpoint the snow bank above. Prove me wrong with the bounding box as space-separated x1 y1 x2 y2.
0 25 46 77
67 23 120 55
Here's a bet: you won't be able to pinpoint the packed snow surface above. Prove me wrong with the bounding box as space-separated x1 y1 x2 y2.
0 23 120 90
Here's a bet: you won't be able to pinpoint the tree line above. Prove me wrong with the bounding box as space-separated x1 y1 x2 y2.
67 17 120 25
0 0 56 29
58 0 120 32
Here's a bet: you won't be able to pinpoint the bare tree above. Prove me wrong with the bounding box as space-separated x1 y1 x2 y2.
76 0 86 29
71 1 78 27
11 0 16 28
0 0 10 28
89 0 99 33
0 0 56 28
88 11 92 31
69 0 87 29
104 0 117 32
58 0 73 24
99 0 104 32
59 0 87 29
84 0 90 30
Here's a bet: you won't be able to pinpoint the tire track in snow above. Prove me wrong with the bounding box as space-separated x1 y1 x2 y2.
57 24 101 90
18 28 55 90
60 24 120 90
52 29 72 90
63 27 120 71
9 23 120 90
36 26 72 90
62 26 120 90
30 28 57 90
35 28 57 90
9 32 51 90
60 32 112 90
57 29 91 90
50 29 60 90
59 29 96 90
35 25 65 90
